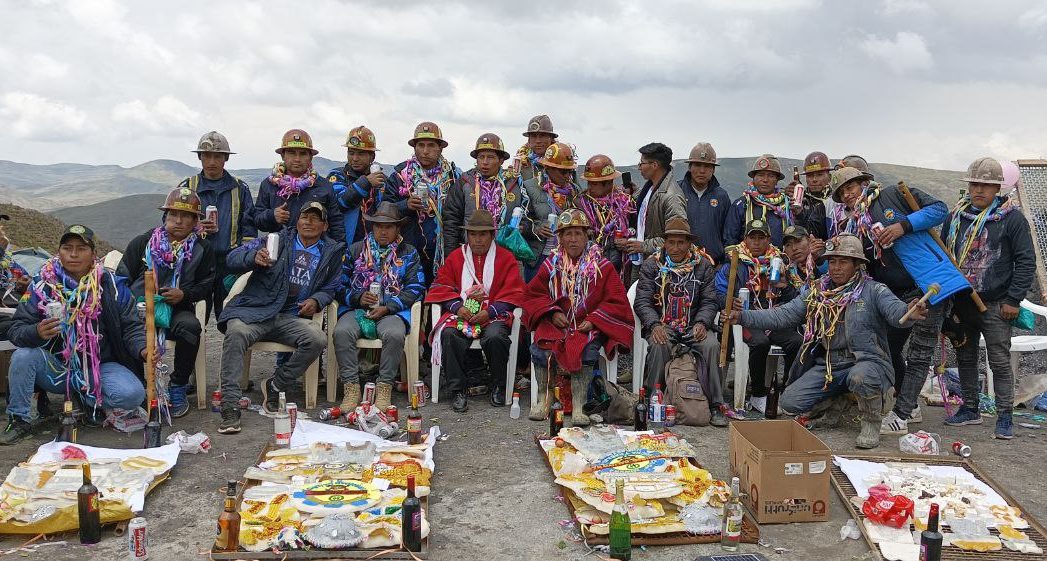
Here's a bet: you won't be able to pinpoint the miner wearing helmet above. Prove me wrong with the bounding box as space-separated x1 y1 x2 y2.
784 151 831 241
577 154 634 270
513 114 558 184
521 141 581 280
723 154 793 247
254 129 345 243
677 142 732 262
178 130 256 320
328 125 385 245
117 187 216 419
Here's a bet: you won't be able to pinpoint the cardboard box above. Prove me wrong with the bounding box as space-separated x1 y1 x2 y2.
728 419 831 524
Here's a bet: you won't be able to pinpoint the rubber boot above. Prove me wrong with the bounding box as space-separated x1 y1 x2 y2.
340 383 361 411
529 365 549 421
374 383 393 410
570 368 591 427
856 394 883 449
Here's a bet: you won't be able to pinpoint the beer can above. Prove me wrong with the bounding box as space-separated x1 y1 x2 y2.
414 184 429 204
386 405 398 423
266 232 280 261
510 206 525 228
369 163 383 174
792 183 805 207
45 301 64 320
738 288 751 311
952 441 972 458
547 213 558 231
665 405 676 427
363 382 377 405
211 391 222 413
135 301 147 320
205 205 218 223
286 402 298 434
238 396 251 409
369 282 381 296
871 222 894 248
128 516 148 560
413 381 427 407
769 257 783 283
648 402 665 423
318 406 342 421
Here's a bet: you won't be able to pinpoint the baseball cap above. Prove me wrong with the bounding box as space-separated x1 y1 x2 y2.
783 225 809 242
744 218 770 237
300 201 328 222
60 224 95 248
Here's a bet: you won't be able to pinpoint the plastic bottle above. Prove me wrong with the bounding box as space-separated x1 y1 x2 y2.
509 392 521 419
721 476 742 551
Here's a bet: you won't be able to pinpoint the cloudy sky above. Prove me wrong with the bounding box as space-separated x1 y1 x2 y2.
2 0 1046 171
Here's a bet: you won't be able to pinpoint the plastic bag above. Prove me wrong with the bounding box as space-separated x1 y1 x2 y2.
862 495 914 528
840 519 861 540
899 430 941 455
355 309 378 339
166 430 211 454
1011 307 1035 330
496 224 537 262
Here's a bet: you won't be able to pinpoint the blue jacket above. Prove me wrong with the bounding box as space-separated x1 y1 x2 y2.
339 238 426 329
179 172 257 257
326 165 381 246
219 228 345 329
715 258 799 310
253 174 345 243
723 191 792 248
678 173 732 263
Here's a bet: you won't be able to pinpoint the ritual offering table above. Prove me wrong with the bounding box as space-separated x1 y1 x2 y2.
537 426 760 546
832 454 1047 560
210 420 437 560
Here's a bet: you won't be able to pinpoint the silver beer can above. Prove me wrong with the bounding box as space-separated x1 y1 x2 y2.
266 232 280 261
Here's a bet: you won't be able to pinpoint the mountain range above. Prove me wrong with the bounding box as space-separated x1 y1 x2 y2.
0 156 967 249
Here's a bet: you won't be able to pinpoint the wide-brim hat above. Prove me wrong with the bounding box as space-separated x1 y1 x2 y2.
469 133 510 160
523 114 557 138
817 233 868 264
462 209 497 231
159 187 205 217
538 142 577 170
831 166 874 203
663 217 696 240
363 201 406 224
556 208 590 231
684 142 719 166
801 151 831 175
276 129 319 155
747 154 784 180
408 121 448 148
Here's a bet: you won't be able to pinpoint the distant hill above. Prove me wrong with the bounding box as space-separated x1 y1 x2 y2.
1 202 114 255
51 194 165 251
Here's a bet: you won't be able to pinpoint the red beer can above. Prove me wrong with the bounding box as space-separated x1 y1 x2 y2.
665 405 677 427
413 381 427 407
386 405 399 423
211 391 221 412
952 441 972 458
286 402 298 434
128 516 148 559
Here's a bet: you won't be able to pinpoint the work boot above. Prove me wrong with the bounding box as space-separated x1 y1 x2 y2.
0 416 33 446
262 376 283 414
452 391 468 413
340 383 361 411
529 365 549 421
856 394 883 449
570 369 591 427
169 384 190 419
374 383 393 410
217 404 241 435
710 405 729 428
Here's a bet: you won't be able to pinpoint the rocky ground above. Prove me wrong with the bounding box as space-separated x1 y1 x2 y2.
1 330 1045 561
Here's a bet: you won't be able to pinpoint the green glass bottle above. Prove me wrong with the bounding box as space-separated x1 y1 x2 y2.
609 479 631 560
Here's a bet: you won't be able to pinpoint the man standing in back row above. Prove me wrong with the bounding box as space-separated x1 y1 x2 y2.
513 114 557 184
619 142 686 267
677 142 732 263
328 125 386 245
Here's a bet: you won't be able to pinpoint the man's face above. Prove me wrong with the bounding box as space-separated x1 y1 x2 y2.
467 230 495 255
547 167 571 186
164 209 198 241
805 170 830 193
413 139 442 168
475 151 504 177
688 162 715 187
199 152 228 180
744 231 770 255
664 234 691 262
372 222 399 246
296 211 328 242
527 133 554 156
58 238 95 277
638 158 659 182
968 182 1001 210
828 256 859 286
783 237 810 264
839 180 864 209
281 148 313 176
560 227 588 259
751 171 779 193
347 148 375 174
587 179 612 197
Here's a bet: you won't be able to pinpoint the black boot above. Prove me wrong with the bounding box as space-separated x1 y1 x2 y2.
452 391 468 413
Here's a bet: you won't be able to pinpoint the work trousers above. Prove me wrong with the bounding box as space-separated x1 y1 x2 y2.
219 314 325 406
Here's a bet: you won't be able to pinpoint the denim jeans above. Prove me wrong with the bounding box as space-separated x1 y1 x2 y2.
890 301 945 418
219 314 325 406
334 313 406 385
6 348 146 421
954 300 1015 413
780 358 888 415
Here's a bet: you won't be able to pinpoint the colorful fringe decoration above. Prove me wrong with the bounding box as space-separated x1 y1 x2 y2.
547 242 604 324
800 268 869 388
269 162 317 199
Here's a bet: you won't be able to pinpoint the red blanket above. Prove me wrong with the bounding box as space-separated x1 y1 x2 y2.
425 244 525 327
523 256 634 372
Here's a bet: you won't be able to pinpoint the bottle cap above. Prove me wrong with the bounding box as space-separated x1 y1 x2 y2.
512 392 520 398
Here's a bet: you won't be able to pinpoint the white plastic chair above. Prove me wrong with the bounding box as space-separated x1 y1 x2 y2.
626 282 645 394
429 305 522 410
325 301 422 404
979 299 1047 399
222 272 326 409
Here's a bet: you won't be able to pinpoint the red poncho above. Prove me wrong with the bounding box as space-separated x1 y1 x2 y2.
523 244 634 372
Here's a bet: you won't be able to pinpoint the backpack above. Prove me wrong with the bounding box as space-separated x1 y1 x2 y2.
665 350 711 427
583 374 638 425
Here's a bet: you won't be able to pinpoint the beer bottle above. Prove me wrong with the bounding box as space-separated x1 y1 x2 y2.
77 463 101 544
609 479 631 560
401 474 423 552
143 398 162 448
549 387 564 438
58 400 77 443
407 393 423 445
215 480 240 552
721 477 743 551
633 387 648 431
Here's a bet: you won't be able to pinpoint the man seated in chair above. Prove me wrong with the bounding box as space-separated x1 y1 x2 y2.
117 187 215 419
523 209 634 426
218 202 344 434
426 209 526 413
2 226 147 445
727 234 927 449
333 201 425 412
634 217 730 427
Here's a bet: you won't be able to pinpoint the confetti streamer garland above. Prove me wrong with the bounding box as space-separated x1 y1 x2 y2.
542 179 576 212
830 183 882 257
654 246 712 333
396 156 458 265
350 234 403 299
577 187 635 247
512 144 544 184
547 241 604 323
741 185 793 223
475 171 510 223
269 162 318 199
728 242 784 309
800 268 869 388
946 194 1018 269
30 257 105 407
787 253 817 289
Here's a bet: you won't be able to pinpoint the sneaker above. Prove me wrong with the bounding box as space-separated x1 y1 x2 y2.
994 412 1013 440
0 416 33 446
909 404 923 423
169 385 191 419
944 406 983 426
262 376 282 414
880 410 908 435
748 396 767 414
217 405 241 434
710 405 729 427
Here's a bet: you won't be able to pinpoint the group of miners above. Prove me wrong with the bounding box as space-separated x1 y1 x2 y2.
0 114 1036 450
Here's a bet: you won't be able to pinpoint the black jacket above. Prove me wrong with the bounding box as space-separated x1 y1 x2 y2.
634 254 719 337
117 230 216 313
942 206 1036 306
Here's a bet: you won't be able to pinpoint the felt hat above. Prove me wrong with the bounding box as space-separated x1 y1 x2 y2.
342 125 378 151
663 217 696 240
819 233 868 264
276 129 319 155
363 201 406 224
685 142 718 166
962 157 1005 185
582 154 621 182
300 201 328 222
748 154 785 180
830 166 874 203
523 114 557 137
538 142 577 170
408 121 448 148
470 133 510 160
192 131 235 154
60 224 95 249
802 151 831 175
462 209 497 232
159 187 204 217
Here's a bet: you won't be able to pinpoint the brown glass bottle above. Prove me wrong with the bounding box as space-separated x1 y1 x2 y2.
77 463 101 544
401 474 423 552
214 480 240 552
549 387 564 437
58 400 77 443
407 393 423 445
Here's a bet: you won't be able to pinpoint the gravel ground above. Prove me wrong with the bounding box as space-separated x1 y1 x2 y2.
2 326 1046 561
